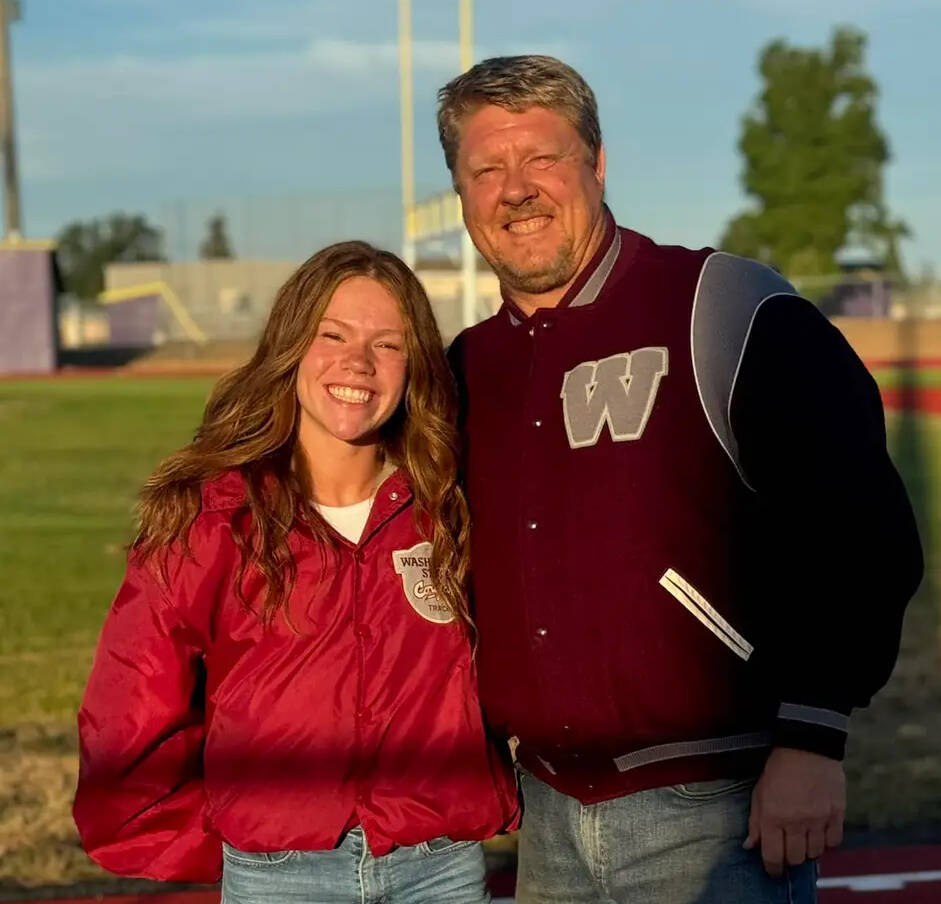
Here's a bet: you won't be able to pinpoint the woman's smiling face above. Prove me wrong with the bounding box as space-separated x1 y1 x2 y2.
296 276 408 451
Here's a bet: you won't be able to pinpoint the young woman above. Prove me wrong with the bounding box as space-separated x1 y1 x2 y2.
73 241 519 903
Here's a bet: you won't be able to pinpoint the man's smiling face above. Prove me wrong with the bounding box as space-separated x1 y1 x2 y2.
454 104 606 301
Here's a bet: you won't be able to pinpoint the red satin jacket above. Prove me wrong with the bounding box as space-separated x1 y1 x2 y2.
73 469 519 882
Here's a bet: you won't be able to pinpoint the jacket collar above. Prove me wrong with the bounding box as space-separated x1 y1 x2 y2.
200 466 413 518
201 470 247 512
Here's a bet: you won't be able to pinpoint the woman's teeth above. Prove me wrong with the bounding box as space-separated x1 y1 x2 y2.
328 385 373 404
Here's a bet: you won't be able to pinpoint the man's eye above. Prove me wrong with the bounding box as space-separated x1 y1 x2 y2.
531 155 558 168
474 166 497 179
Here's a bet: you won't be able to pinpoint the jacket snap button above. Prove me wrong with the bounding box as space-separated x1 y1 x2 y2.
389 491 399 501
535 626 548 637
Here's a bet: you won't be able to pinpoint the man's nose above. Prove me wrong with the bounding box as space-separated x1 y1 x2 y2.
500 166 537 207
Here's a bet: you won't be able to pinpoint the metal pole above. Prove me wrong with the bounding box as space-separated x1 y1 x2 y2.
398 0 415 268
459 0 473 70
0 0 22 240
459 0 477 327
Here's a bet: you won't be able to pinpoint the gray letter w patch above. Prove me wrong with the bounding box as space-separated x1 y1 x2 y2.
560 347 669 449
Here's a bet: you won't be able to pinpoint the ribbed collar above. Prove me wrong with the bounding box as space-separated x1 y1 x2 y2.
502 206 620 326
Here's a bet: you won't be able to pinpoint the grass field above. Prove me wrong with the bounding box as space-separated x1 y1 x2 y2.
0 377 215 725
869 366 941 389
0 373 939 886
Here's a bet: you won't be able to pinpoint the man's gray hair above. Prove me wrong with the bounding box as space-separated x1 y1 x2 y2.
437 55 602 178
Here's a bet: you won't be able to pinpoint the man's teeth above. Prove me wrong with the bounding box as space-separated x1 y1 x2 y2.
328 386 373 404
507 216 550 234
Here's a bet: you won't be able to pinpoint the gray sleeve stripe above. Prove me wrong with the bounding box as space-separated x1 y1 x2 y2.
689 255 753 490
613 731 773 773
778 703 850 733
690 252 798 492
724 292 783 490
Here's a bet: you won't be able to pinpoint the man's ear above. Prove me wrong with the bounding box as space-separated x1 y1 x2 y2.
594 144 606 186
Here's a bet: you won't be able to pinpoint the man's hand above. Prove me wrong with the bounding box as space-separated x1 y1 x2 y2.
744 746 845 877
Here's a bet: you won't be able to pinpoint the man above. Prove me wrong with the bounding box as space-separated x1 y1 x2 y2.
439 55 923 903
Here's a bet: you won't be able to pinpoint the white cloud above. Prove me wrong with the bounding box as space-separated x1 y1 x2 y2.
728 0 939 16
13 31 482 188
307 38 461 75
12 17 576 188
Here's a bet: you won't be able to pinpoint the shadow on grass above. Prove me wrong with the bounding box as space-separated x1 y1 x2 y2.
57 346 153 369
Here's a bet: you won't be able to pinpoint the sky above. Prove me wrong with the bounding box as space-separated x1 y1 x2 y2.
8 0 941 274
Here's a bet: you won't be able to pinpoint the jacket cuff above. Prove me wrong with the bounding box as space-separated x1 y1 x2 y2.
773 703 849 761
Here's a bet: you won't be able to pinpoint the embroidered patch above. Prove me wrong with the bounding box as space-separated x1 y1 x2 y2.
560 347 669 449
392 542 454 623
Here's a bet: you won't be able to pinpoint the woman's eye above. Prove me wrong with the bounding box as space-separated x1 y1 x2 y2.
377 342 402 351
320 332 343 341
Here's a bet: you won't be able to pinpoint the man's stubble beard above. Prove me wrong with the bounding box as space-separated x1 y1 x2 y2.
489 237 577 296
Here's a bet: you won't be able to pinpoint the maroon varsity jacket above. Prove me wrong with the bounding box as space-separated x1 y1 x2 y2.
448 211 923 805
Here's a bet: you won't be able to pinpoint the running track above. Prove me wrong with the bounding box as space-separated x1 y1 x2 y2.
9 846 940 904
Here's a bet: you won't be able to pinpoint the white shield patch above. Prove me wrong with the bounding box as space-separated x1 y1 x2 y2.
392 541 454 623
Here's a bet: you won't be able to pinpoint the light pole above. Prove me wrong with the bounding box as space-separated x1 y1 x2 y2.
398 0 415 268
0 0 22 241
458 0 477 329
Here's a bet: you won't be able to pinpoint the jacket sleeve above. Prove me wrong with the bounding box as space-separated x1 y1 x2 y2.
73 547 222 882
730 295 923 761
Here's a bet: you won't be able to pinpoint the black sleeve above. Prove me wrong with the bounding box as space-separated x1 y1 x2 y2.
730 295 923 760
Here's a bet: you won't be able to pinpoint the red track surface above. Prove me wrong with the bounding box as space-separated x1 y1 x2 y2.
866 358 941 370
880 387 941 415
818 845 941 903
10 846 940 904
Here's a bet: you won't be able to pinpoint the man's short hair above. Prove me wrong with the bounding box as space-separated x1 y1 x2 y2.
436 55 602 178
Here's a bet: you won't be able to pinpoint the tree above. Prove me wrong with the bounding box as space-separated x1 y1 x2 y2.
199 213 234 260
720 27 907 279
55 212 165 300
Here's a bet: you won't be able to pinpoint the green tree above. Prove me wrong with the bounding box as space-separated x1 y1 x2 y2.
199 213 234 260
720 27 907 279
55 212 165 300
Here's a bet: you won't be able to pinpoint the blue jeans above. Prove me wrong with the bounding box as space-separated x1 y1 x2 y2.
517 770 817 904
221 828 491 903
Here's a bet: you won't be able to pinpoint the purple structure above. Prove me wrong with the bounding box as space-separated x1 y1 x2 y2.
107 294 160 347
0 247 58 373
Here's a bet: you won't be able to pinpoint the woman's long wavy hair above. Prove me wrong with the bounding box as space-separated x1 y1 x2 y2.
136 241 472 631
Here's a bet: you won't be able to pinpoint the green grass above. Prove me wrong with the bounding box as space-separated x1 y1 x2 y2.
0 377 937 730
870 365 941 390
0 377 939 879
0 376 213 724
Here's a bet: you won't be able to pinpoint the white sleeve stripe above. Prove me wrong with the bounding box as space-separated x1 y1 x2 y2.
778 703 849 733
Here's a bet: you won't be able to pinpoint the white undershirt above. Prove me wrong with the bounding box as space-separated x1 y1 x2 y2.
311 463 397 544
313 496 374 544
